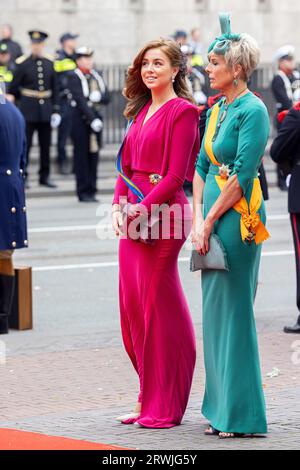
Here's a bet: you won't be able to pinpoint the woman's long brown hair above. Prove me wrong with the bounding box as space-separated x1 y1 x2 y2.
123 38 195 119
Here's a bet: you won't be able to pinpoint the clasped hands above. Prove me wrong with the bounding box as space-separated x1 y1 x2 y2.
191 218 214 256
112 203 147 237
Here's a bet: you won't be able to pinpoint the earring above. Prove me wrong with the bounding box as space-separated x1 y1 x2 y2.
233 77 238 87
172 77 175 83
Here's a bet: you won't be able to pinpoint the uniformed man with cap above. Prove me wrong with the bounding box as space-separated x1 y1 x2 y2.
0 97 27 334
9 30 61 188
0 42 14 91
68 46 110 202
54 32 78 175
271 45 300 190
271 102 300 334
0 24 23 70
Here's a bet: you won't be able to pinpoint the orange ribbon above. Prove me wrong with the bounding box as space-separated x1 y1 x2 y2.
204 103 270 245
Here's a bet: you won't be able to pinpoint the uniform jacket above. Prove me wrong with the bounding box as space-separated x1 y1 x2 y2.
1 38 23 69
54 48 76 101
68 68 110 125
271 70 300 130
0 101 27 250
270 106 300 213
9 54 60 122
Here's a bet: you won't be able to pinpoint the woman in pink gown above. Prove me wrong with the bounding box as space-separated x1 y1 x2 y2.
112 39 200 428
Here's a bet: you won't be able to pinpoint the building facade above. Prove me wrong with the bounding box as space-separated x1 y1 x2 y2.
0 0 300 65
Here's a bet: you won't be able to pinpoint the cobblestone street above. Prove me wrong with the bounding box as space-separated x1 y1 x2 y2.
0 171 299 450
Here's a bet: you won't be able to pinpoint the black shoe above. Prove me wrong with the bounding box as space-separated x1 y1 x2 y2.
0 316 9 334
39 179 57 188
0 274 15 334
79 195 98 203
89 196 99 203
58 161 70 175
284 315 300 334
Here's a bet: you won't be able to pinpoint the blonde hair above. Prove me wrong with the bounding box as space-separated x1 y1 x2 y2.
123 38 195 119
224 33 260 81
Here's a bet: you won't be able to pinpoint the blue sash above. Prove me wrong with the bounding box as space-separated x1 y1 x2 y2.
116 120 144 202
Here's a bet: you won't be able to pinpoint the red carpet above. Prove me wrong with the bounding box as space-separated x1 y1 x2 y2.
0 428 127 450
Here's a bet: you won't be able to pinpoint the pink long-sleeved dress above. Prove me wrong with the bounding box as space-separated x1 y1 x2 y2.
113 97 200 428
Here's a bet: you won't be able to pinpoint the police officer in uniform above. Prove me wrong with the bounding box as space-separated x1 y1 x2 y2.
0 99 27 334
9 30 61 188
0 42 14 92
271 45 300 191
68 47 110 202
0 24 23 70
271 103 300 334
54 32 78 174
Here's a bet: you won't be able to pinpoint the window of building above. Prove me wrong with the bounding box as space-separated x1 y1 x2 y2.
128 0 144 10
194 0 207 12
61 0 78 13
257 0 271 12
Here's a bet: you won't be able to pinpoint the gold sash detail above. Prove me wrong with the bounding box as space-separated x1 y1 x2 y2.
204 103 221 167
204 104 270 245
215 176 270 245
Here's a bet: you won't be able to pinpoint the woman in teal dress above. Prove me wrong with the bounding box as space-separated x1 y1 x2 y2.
192 14 270 438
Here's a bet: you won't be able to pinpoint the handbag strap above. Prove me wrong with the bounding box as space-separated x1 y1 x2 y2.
116 119 144 202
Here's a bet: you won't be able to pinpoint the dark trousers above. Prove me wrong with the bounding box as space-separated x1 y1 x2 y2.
290 213 300 311
57 101 72 164
277 165 288 190
275 120 288 190
26 121 51 182
258 163 269 201
71 121 100 199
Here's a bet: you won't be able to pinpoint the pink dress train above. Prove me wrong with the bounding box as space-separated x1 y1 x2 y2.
113 98 200 428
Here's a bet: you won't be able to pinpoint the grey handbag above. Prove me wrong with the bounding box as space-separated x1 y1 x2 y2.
190 234 229 272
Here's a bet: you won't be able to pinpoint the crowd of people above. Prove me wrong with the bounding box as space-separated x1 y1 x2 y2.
0 15 299 440
0 24 110 202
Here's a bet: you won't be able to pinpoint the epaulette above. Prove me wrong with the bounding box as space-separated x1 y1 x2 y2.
43 53 54 62
278 101 300 123
15 54 28 65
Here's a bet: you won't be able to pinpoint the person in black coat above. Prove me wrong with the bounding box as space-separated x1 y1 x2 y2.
9 30 61 188
0 24 23 70
271 45 300 191
54 32 78 174
0 100 27 334
68 47 110 202
270 103 300 333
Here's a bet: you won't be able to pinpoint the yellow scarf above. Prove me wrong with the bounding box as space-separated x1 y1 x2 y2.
204 103 270 245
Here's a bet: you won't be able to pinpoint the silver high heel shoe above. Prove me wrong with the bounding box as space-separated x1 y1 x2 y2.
115 412 140 422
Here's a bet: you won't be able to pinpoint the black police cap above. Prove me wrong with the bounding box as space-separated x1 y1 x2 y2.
60 32 79 44
28 30 49 44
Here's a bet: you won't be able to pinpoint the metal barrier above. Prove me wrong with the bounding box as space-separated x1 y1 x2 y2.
99 63 278 145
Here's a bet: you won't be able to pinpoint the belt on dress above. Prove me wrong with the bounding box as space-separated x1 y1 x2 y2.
204 102 270 245
20 88 52 99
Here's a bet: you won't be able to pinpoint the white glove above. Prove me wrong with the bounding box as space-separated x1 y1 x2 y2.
193 91 207 105
51 113 61 129
91 118 103 133
89 90 102 103
286 174 291 188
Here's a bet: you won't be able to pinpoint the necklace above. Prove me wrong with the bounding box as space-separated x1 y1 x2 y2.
212 88 249 180
212 88 248 142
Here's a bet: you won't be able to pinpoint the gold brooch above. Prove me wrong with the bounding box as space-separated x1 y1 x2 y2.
219 164 231 180
149 174 163 185
245 229 256 243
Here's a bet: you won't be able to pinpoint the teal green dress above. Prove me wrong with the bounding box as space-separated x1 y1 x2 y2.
196 92 270 434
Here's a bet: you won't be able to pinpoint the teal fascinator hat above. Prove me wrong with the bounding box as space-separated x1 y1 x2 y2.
208 13 241 55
